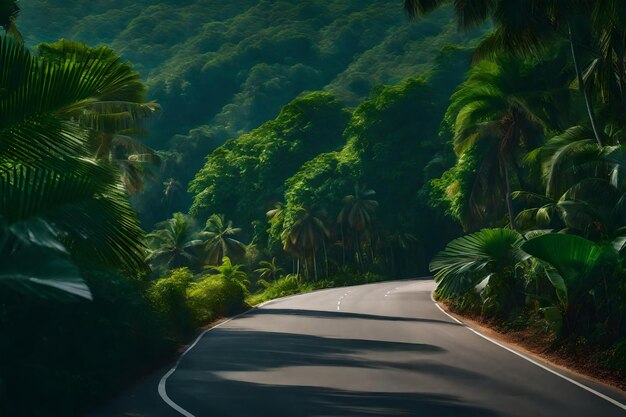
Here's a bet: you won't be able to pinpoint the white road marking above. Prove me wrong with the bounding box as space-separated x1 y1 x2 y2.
158 309 253 417
430 290 626 411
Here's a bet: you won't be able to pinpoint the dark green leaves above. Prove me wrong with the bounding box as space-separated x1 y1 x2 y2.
430 228 528 297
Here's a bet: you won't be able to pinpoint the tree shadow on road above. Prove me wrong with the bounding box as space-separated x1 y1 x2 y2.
247 308 461 326
169 329 502 417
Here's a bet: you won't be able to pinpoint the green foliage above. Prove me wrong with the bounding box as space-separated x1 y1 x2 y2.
148 264 248 332
146 212 204 271
430 228 529 315
247 270 385 306
200 214 247 266
205 256 250 293
20 1 486 142
187 275 247 323
521 234 625 339
0 271 173 417
147 268 195 337
189 92 350 229
0 34 150 298
18 1 487 227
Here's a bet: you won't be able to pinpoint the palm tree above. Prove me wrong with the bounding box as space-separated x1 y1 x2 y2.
445 57 555 231
403 0 608 147
338 184 378 269
207 256 250 293
146 213 204 269
518 127 626 240
200 214 246 266
255 257 283 281
282 206 329 280
36 40 161 194
0 36 149 297
162 177 183 215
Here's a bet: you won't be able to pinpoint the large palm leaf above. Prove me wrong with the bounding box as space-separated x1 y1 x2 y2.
0 164 147 273
0 35 150 295
430 228 529 298
521 234 619 329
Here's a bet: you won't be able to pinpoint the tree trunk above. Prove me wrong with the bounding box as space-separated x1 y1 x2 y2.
313 251 318 281
356 233 364 272
322 239 329 277
569 25 603 147
503 162 518 233
340 225 346 266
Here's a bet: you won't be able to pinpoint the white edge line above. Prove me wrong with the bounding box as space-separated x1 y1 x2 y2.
159 281 395 415
158 309 255 417
429 290 626 411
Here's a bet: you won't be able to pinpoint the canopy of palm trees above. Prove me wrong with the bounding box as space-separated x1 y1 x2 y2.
200 214 247 266
146 212 204 269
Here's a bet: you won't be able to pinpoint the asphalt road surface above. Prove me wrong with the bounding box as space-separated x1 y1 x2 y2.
92 279 626 417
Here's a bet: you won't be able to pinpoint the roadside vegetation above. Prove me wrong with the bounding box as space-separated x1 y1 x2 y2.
2 0 626 416
408 0 626 381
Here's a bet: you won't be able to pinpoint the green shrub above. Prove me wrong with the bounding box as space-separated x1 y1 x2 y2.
147 268 195 338
186 275 246 323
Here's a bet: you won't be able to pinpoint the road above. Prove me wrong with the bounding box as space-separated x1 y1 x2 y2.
92 279 626 417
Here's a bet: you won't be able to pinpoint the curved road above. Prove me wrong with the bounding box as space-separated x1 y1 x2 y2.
93 279 626 417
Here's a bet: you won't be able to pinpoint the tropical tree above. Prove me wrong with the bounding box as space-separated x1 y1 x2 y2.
517 126 626 240
36 40 161 194
255 257 283 281
337 184 378 269
206 256 250 293
403 0 616 147
200 214 247 266
444 57 555 230
282 206 329 280
0 35 148 298
146 212 203 270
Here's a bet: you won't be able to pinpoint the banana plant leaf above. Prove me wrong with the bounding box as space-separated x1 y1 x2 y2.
521 233 613 306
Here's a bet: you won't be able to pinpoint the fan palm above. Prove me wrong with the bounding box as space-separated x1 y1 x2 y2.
430 228 529 315
0 35 148 297
200 214 246 266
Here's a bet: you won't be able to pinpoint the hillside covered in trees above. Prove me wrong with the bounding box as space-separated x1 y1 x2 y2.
20 0 487 225
3 0 626 415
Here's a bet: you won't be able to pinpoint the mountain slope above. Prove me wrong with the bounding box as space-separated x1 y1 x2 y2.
20 1 486 145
